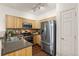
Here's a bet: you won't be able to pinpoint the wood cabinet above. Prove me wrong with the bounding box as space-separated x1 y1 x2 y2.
33 35 41 46
33 35 37 44
32 20 41 29
16 17 24 28
6 15 41 29
6 15 16 28
4 46 32 56
26 46 32 56
6 15 24 28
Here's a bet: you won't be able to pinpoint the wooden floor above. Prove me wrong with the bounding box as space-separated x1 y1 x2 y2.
32 45 49 56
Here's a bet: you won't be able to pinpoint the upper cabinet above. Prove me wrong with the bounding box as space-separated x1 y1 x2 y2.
6 15 16 28
33 20 41 29
6 15 41 29
6 15 24 28
16 17 24 28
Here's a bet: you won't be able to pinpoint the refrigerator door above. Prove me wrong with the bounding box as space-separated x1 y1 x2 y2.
41 22 46 41
49 20 56 55
41 21 50 43
49 20 54 47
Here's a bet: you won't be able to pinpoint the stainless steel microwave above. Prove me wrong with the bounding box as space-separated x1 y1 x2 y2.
22 23 32 29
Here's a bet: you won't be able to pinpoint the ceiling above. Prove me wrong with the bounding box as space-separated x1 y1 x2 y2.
0 3 56 16
0 3 39 11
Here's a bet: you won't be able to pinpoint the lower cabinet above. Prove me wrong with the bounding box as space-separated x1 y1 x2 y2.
33 35 41 46
4 46 32 56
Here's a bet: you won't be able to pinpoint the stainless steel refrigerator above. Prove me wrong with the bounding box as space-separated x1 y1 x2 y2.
41 20 56 56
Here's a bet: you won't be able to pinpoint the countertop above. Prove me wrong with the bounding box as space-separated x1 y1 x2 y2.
0 37 4 39
2 39 32 55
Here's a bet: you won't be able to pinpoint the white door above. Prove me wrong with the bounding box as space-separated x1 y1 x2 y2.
60 9 77 56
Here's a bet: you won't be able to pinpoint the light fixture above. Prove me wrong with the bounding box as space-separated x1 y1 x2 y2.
32 3 47 12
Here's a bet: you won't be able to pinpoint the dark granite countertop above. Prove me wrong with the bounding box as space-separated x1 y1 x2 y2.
2 39 32 55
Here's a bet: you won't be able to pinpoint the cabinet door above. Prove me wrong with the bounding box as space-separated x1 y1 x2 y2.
15 46 32 56
35 21 41 29
32 20 41 29
36 35 41 45
33 35 41 45
15 48 26 56
24 19 32 24
26 46 32 56
4 46 32 56
16 17 23 28
6 15 16 28
33 35 37 44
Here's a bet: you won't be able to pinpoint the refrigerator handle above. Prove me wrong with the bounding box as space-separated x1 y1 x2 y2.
42 29 44 33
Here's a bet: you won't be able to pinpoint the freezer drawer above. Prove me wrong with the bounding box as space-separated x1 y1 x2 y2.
41 42 50 54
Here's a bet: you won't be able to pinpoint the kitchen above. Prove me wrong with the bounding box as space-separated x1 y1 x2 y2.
0 3 79 56
1 15 56 56
0 3 56 56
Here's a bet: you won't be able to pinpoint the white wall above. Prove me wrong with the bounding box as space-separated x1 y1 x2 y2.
56 3 78 56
